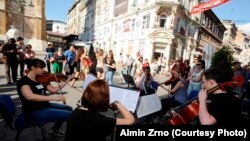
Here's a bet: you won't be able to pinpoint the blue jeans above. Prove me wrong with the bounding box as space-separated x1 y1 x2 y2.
106 71 114 85
187 83 201 97
25 103 73 131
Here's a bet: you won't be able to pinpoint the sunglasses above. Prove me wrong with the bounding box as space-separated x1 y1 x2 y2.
196 64 201 66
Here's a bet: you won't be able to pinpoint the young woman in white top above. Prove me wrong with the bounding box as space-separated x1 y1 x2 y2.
186 60 205 96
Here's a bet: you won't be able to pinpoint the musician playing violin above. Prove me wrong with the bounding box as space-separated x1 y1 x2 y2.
198 68 242 126
17 58 73 135
157 68 188 117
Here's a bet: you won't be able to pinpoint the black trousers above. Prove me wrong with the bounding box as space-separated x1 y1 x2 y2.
18 60 25 78
5 62 18 83
46 60 51 73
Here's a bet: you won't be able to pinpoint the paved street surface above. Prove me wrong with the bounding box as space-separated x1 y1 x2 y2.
0 52 170 141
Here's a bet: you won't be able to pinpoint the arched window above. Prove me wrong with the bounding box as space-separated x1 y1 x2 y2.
159 12 167 28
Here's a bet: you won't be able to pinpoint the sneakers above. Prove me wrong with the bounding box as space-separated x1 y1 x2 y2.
48 129 65 137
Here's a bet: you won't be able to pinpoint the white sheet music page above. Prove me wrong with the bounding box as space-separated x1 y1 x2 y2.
109 86 140 113
136 94 162 118
82 74 97 90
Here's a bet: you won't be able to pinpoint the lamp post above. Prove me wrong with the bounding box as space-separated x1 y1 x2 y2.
12 0 34 37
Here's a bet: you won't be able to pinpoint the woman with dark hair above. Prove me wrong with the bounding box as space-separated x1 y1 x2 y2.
65 79 135 141
135 66 154 94
105 53 116 85
24 44 36 75
17 58 73 135
70 47 85 87
187 60 205 96
198 68 242 126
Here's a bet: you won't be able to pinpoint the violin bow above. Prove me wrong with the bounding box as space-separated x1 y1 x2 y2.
60 81 84 107
54 75 66 104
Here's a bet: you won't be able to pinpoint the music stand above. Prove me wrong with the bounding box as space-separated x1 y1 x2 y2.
122 74 136 88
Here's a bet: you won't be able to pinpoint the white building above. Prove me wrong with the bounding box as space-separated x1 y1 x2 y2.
46 20 67 34
68 0 224 67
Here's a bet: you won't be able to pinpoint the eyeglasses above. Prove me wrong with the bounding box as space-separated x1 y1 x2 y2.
196 64 201 66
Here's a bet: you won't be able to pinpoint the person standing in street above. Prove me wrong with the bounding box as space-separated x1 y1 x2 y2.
45 42 55 73
0 38 18 84
64 45 76 75
16 36 25 78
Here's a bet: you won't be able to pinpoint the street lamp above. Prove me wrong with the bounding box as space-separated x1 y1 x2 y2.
12 0 34 37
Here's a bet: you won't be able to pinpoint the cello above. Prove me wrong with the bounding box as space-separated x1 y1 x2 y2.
165 85 220 125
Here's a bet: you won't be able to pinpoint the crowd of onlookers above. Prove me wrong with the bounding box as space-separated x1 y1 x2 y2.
0 37 35 85
2 37 250 140
1 37 250 97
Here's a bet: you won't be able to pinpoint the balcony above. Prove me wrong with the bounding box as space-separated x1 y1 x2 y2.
155 0 179 7
155 0 179 3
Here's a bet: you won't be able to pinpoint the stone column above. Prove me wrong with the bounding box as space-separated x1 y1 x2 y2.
0 0 8 41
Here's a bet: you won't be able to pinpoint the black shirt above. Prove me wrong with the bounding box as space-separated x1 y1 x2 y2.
1 43 18 62
65 108 116 141
107 59 116 72
207 92 242 126
53 53 65 62
17 76 50 113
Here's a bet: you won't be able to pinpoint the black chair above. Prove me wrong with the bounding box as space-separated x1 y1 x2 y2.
0 95 47 141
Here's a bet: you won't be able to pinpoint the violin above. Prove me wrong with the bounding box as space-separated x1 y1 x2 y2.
36 72 68 84
163 75 180 86
165 85 220 125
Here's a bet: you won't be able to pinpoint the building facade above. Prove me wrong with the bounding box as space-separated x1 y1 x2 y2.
46 20 67 33
0 0 46 51
221 20 241 61
235 30 250 65
46 20 67 48
197 10 226 69
67 0 225 68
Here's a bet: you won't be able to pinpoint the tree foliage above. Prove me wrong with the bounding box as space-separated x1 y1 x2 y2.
210 46 234 81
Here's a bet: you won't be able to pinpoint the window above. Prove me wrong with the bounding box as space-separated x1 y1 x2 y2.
131 18 135 31
115 23 118 33
142 14 150 29
46 24 52 31
132 0 138 7
159 14 167 28
104 8 109 21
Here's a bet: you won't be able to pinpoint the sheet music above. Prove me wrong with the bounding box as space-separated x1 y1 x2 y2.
109 86 140 113
136 94 162 118
82 74 97 90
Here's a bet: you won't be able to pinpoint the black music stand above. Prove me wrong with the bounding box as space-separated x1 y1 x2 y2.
122 74 136 88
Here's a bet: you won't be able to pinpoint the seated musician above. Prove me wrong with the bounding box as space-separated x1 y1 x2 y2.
157 68 188 117
17 58 73 135
198 68 242 126
65 79 135 141
135 66 154 95
164 59 184 88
